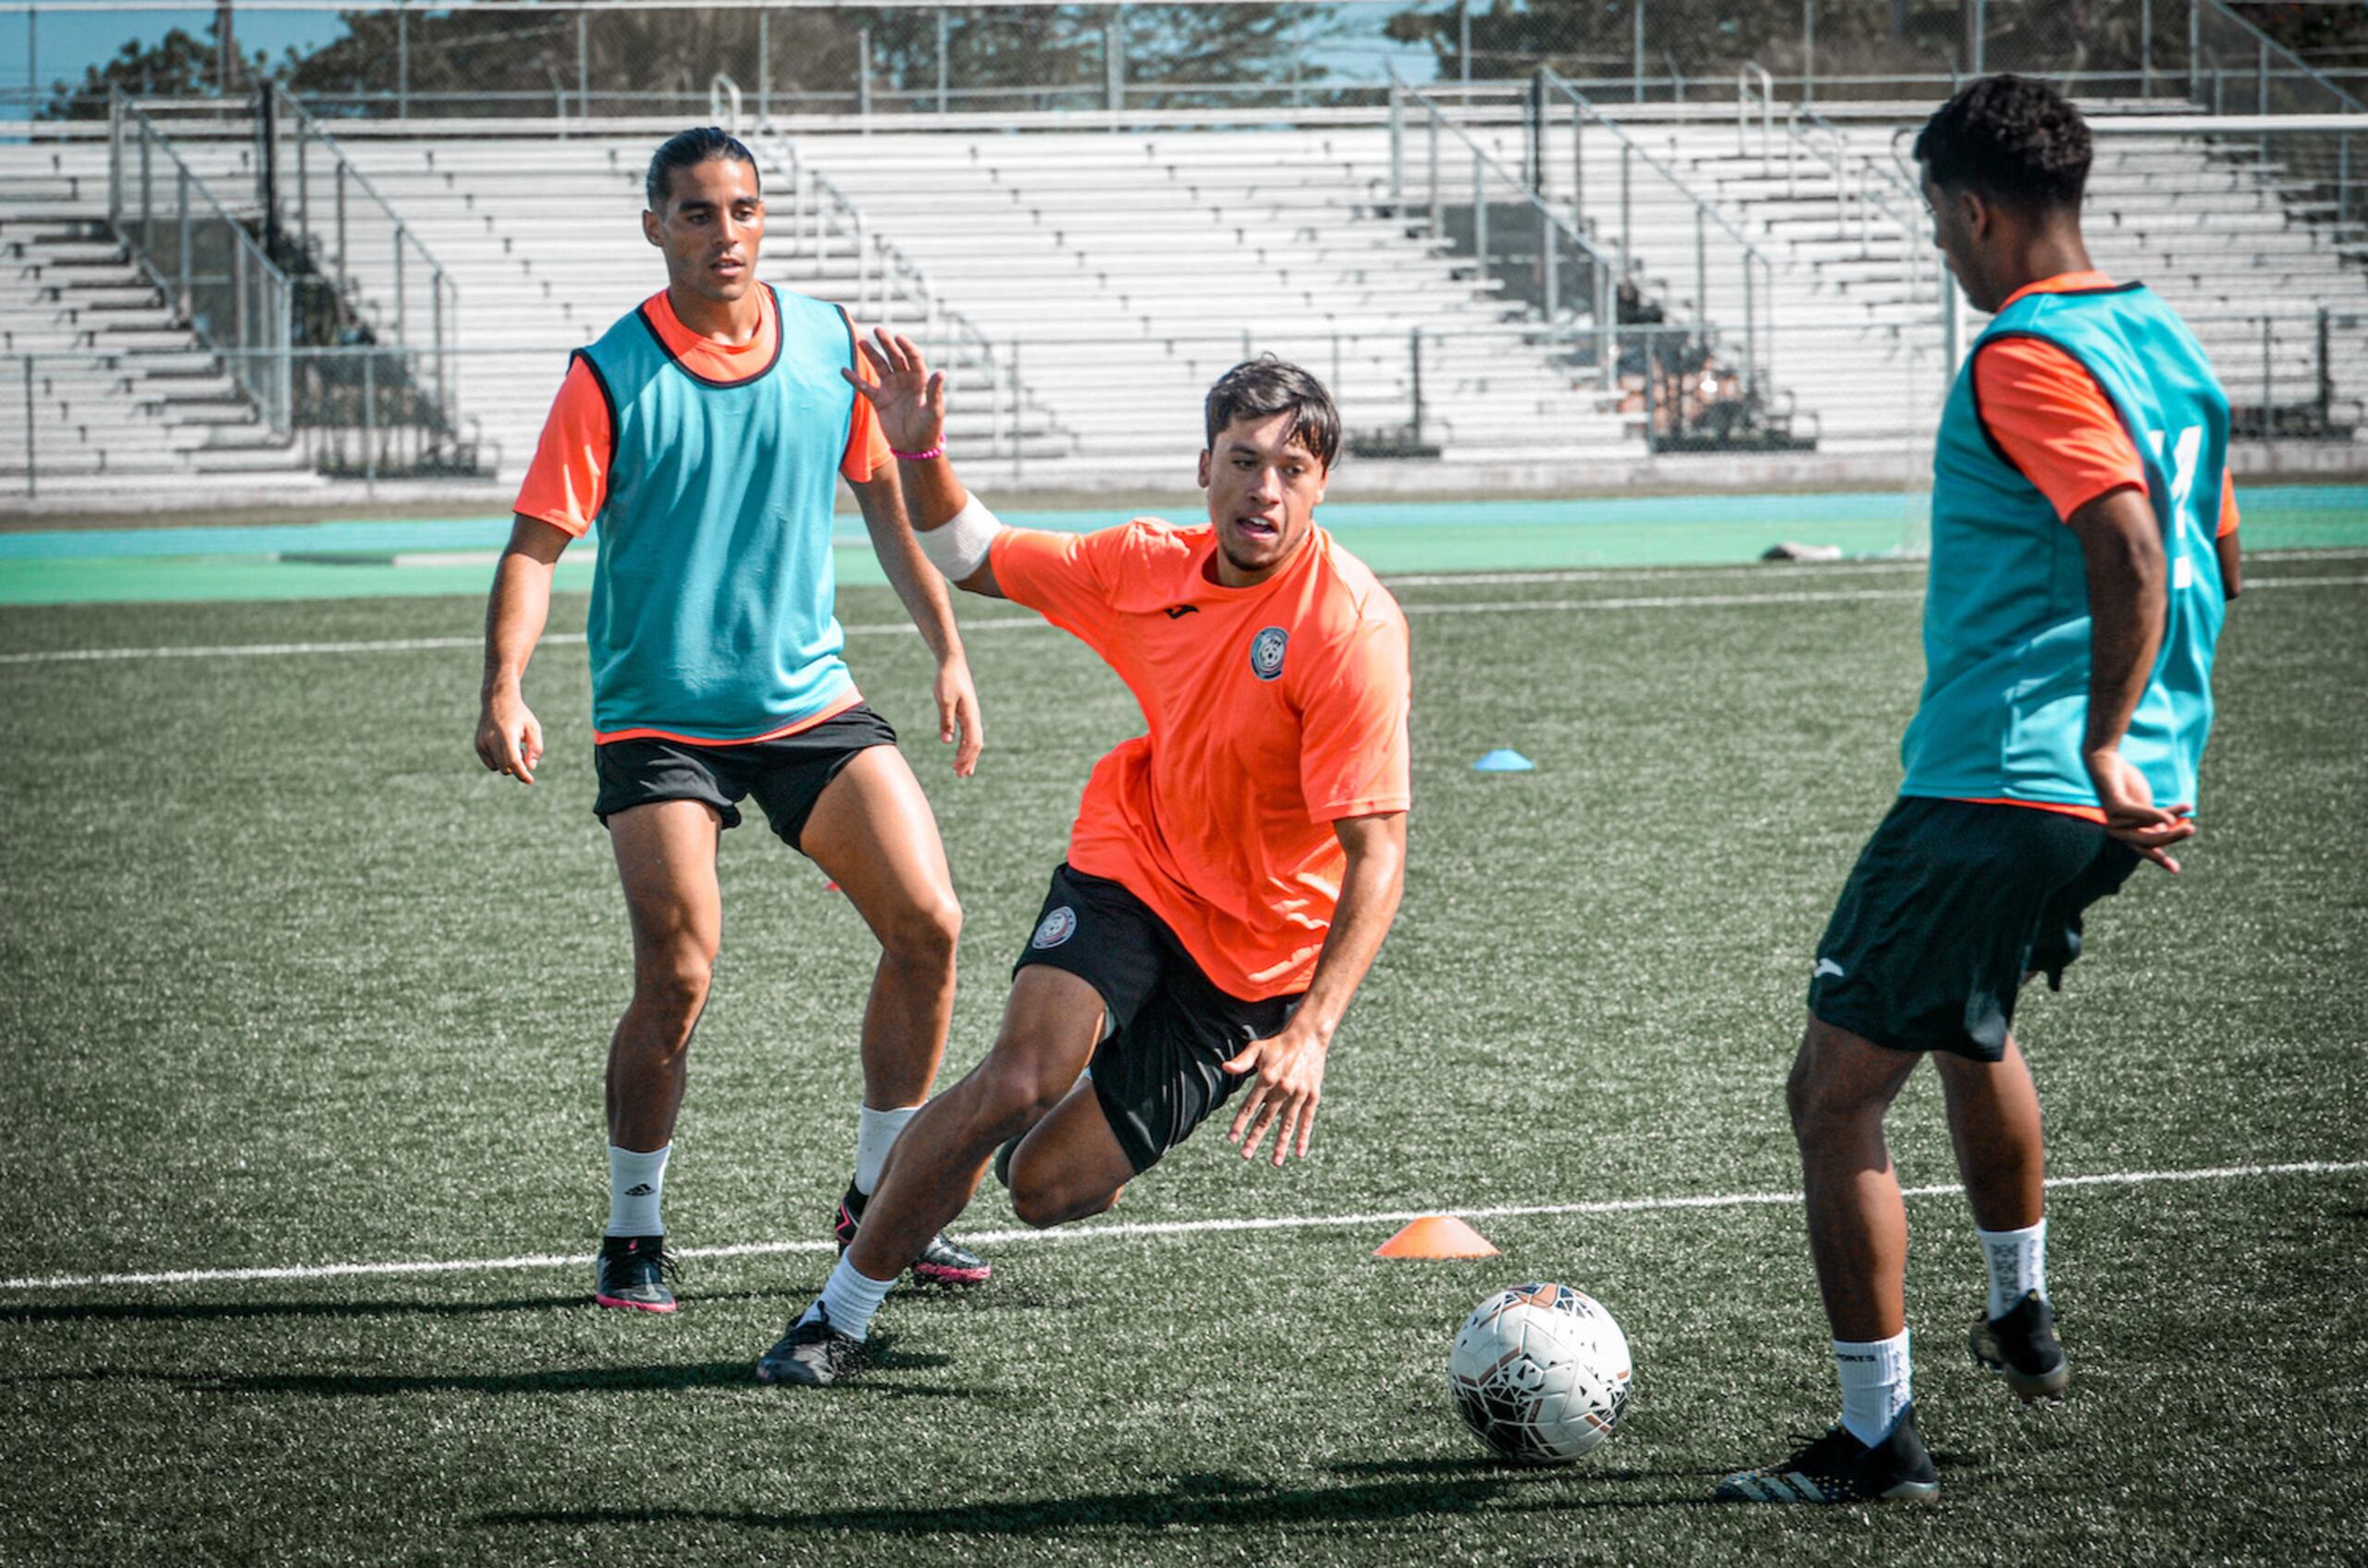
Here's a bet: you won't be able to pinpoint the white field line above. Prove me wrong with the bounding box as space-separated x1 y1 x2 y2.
5 1158 2361 1295
3 573 2362 668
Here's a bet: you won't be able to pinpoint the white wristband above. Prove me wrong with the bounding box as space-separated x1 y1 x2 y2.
917 492 1002 582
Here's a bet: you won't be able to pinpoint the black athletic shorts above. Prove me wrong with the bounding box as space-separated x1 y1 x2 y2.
591 705 898 850
1015 863 1302 1176
1807 796 2142 1062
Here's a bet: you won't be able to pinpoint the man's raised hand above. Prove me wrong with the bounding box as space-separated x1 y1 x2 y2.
844 328 945 457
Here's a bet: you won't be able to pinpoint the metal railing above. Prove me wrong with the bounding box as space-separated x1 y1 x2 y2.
103 93 291 432
1388 75 1623 378
1537 67 1778 401
262 83 461 424
743 104 1046 453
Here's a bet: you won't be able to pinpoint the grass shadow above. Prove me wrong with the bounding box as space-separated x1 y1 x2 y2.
482 1464 1713 1537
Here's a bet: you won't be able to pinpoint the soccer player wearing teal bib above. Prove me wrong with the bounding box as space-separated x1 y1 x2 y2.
1720 78 2241 1504
475 130 991 1315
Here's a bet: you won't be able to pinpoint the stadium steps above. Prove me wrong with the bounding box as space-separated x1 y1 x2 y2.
0 156 321 492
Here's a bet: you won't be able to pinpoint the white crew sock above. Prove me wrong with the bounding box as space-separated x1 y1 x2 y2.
606 1143 671 1237
798 1253 899 1341
1978 1217 2049 1320
853 1103 920 1197
1833 1328 1914 1448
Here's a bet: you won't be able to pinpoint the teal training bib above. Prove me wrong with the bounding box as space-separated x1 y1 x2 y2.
577 285 857 742
1903 282 2230 811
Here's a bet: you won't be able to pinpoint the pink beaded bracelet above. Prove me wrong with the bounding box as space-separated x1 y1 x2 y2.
890 443 945 463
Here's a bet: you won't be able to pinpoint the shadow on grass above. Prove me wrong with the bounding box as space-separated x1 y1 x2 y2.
0 1283 855 1327
7 1344 961 1401
2 1279 1058 1329
482 1463 1712 1537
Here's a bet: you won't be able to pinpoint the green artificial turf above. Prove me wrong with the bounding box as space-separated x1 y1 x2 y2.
1 553 2362 1564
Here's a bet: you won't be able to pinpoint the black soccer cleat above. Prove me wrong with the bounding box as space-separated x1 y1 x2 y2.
833 1182 991 1288
1715 1404 1941 1504
593 1233 678 1314
755 1304 869 1387
1970 1289 2069 1402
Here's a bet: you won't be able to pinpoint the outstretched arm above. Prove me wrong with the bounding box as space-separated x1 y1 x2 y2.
844 329 1006 599
1221 810 1410 1167
475 514 572 784
2067 486 2194 871
850 468 983 776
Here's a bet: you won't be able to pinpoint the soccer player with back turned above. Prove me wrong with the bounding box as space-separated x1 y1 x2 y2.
756 338 1412 1387
475 129 992 1314
1719 77 2241 1503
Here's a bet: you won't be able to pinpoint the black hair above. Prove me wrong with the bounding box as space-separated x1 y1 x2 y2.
1203 356 1341 468
1913 74 2090 213
646 126 761 210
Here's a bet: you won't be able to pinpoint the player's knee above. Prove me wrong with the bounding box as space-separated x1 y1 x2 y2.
881 890 962 975
1009 1170 1120 1229
632 949 712 1027
970 1057 1070 1142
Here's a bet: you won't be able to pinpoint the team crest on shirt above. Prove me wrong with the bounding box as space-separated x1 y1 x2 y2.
1250 626 1289 682
1031 907 1078 949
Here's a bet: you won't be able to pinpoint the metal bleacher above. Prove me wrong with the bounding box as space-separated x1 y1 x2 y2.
2 88 2361 506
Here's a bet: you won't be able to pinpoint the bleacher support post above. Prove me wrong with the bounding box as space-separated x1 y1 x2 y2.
760 9 771 119
1633 0 1645 105
936 11 949 115
1105 10 1125 116
577 9 590 120
398 2 409 120
21 357 32 501
2140 0 2152 98
1408 328 1424 448
859 30 872 119
1802 0 1816 105
2189 1 2202 104
1388 78 1403 204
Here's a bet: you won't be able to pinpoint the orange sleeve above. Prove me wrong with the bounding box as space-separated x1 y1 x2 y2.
840 319 894 484
2217 469 2239 537
1296 609 1413 822
1972 338 2146 524
512 355 611 537
989 525 1128 654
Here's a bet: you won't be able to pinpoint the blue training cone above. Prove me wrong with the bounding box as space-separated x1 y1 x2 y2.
1472 748 1536 773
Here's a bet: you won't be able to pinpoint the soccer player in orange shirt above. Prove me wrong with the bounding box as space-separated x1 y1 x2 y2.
758 338 1413 1386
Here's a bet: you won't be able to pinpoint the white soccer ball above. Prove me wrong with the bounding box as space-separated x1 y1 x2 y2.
1447 1282 1633 1464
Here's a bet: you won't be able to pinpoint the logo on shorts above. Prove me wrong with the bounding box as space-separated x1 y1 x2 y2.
1032 907 1079 948
1813 957 1846 981
1250 626 1289 681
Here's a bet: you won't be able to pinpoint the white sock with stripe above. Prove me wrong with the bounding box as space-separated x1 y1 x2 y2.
853 1103 919 1197
800 1253 898 1342
1833 1328 1913 1448
1977 1218 2049 1320
605 1143 670 1237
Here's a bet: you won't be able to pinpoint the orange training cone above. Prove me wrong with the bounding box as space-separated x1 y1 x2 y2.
1375 1215 1499 1259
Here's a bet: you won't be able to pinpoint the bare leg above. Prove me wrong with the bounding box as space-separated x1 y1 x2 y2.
798 747 962 1113
845 966 1106 1280
606 800 725 1152
1005 1080 1137 1229
1789 1017 1922 1343
1932 1036 2046 1232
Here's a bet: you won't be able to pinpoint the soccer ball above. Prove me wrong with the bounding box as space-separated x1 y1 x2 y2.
1447 1282 1632 1464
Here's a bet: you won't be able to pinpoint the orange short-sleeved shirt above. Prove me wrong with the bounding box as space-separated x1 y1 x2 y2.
991 519 1412 1000
512 288 894 536
1975 272 2239 536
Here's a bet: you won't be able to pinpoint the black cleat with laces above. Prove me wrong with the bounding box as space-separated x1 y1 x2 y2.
756 1304 870 1387
1970 1289 2069 1402
1716 1404 1941 1504
593 1234 678 1314
832 1182 991 1287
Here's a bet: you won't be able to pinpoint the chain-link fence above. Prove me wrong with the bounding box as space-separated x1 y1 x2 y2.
5 1 2361 124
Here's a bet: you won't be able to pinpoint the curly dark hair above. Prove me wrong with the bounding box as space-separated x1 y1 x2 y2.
1203 355 1341 468
1913 74 2090 213
645 126 760 210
